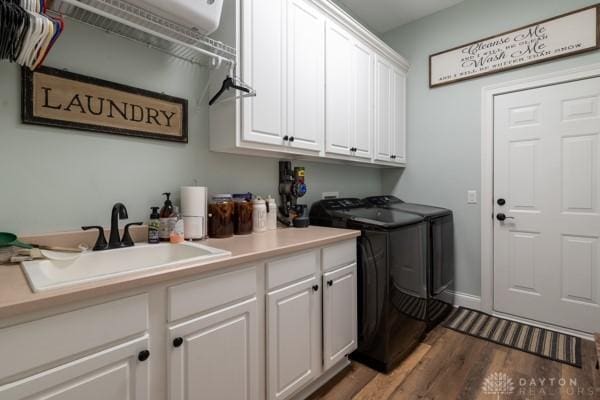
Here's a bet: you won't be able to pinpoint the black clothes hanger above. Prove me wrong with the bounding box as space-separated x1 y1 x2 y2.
209 74 251 106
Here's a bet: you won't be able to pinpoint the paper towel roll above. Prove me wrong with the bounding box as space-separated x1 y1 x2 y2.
183 216 204 239
181 186 207 217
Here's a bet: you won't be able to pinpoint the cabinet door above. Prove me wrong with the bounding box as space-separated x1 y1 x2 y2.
267 277 321 400
0 336 149 400
391 68 407 163
241 0 286 146
323 263 358 370
352 41 374 160
324 20 353 156
374 55 393 162
168 298 259 400
287 0 324 152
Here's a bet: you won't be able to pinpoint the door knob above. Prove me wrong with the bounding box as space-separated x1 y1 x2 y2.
283 135 289 141
173 337 183 348
327 280 333 287
497 198 506 206
496 213 515 222
289 136 295 142
312 284 319 292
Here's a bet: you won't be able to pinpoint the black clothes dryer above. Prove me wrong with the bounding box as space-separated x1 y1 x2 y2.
310 198 452 372
364 195 455 303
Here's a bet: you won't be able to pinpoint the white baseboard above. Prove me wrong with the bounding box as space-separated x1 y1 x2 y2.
438 290 482 310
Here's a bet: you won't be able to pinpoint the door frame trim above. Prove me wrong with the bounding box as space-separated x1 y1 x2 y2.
480 62 600 314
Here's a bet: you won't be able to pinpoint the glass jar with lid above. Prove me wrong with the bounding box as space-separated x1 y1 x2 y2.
232 193 253 235
207 194 234 238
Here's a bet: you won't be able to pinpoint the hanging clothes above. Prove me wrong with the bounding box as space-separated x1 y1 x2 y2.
0 0 63 69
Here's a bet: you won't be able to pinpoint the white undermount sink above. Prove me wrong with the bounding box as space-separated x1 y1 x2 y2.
21 242 231 293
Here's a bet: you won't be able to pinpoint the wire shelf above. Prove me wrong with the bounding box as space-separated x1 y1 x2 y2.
48 0 236 66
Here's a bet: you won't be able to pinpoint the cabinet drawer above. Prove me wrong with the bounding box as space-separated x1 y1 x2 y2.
322 240 356 272
168 266 257 322
0 294 148 381
266 250 319 290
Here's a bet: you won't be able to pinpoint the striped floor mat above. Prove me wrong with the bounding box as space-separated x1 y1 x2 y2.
443 307 582 367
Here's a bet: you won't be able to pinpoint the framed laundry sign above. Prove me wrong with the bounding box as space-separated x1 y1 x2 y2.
22 66 188 143
430 5 600 88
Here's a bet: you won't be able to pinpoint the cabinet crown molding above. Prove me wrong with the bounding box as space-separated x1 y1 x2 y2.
312 0 410 70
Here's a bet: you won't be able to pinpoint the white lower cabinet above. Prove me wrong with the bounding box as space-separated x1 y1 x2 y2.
0 240 357 400
323 263 358 370
168 298 259 400
267 277 321 400
0 336 150 400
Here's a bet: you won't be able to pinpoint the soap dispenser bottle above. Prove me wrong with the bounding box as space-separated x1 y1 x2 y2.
159 192 175 241
148 207 161 244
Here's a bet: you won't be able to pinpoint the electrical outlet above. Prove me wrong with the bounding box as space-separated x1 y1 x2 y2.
322 192 339 199
467 190 477 204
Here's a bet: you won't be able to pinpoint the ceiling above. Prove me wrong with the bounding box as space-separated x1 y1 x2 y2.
336 0 465 34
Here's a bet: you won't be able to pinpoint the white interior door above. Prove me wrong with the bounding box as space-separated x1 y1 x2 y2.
493 77 600 333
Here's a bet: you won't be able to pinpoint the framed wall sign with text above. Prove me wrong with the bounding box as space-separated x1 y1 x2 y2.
22 66 188 143
430 5 600 88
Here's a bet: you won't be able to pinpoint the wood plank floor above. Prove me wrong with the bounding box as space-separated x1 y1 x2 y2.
308 327 600 400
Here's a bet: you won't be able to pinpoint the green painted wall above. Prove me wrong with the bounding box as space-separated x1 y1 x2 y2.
0 21 382 235
382 0 600 296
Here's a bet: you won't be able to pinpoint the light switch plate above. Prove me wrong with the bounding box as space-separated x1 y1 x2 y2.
467 190 477 204
322 192 339 199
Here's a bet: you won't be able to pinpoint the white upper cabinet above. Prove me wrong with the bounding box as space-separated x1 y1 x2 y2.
287 0 325 152
240 0 286 146
374 55 406 165
392 67 407 164
374 55 393 162
325 20 353 156
210 0 408 167
325 20 373 160
351 40 374 160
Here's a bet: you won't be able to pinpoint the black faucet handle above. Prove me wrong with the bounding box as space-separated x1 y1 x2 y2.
122 222 143 247
82 226 108 251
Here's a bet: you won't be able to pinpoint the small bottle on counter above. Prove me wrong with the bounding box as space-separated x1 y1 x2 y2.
170 206 185 244
266 195 278 230
148 207 161 244
252 197 267 233
159 192 175 241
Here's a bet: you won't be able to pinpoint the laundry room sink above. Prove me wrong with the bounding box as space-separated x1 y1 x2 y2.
21 242 231 292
